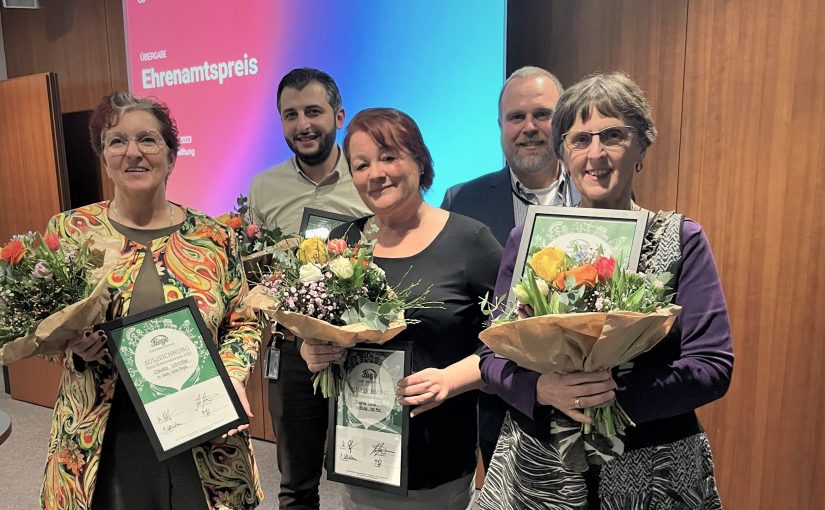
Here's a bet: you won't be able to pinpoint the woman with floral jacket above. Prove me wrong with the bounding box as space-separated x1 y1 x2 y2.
40 92 262 510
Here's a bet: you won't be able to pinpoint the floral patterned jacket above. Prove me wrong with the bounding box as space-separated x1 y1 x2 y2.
40 202 263 510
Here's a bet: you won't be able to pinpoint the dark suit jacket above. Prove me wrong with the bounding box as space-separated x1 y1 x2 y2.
441 167 514 246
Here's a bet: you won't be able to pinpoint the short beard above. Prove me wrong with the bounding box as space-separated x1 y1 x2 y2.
509 149 554 175
288 128 338 167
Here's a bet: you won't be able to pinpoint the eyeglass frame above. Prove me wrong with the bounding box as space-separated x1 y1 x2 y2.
560 125 637 152
100 130 167 156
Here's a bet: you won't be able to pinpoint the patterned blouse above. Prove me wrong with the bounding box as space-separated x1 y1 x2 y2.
40 201 263 510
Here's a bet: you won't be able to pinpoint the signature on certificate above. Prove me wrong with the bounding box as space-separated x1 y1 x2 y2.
156 408 179 424
194 392 220 416
369 442 395 457
338 439 359 461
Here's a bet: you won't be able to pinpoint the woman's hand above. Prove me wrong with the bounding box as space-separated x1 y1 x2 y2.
299 337 346 373
536 371 617 424
67 329 108 362
223 378 253 438
397 368 454 417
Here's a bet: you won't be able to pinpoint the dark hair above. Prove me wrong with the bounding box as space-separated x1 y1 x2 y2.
551 72 657 158
343 108 434 193
89 91 179 163
277 67 343 113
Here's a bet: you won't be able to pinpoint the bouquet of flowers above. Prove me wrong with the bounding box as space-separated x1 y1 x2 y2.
216 195 295 275
245 231 434 397
0 232 115 364
480 245 682 437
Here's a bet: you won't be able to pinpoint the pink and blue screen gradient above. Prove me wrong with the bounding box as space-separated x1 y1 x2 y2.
125 1 505 216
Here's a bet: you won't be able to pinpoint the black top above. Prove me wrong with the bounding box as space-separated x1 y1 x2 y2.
331 212 503 489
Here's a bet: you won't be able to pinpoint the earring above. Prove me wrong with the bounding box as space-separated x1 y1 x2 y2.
634 161 643 173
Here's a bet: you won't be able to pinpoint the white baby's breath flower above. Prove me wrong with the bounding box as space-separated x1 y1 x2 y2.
369 262 385 278
298 263 324 283
328 257 354 279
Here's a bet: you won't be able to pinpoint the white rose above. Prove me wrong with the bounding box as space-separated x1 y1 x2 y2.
299 263 324 283
329 257 354 279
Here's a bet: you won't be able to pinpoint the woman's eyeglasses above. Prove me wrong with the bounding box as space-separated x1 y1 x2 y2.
102 130 165 155
562 125 635 151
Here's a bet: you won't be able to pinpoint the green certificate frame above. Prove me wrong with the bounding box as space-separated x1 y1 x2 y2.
510 205 649 302
326 343 412 496
100 296 248 461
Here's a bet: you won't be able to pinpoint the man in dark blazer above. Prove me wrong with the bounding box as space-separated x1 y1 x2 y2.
441 66 578 469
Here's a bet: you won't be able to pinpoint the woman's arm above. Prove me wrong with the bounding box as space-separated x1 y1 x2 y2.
217 223 262 384
479 224 544 417
615 220 734 423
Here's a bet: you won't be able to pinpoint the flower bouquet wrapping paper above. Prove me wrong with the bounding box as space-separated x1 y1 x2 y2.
246 233 432 397
0 233 119 365
481 244 682 436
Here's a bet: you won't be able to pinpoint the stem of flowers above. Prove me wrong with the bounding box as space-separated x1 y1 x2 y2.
310 363 344 399
581 400 635 438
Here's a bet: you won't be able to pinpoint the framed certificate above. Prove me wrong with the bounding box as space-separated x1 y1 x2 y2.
299 208 356 240
327 344 412 495
510 205 649 300
100 296 248 461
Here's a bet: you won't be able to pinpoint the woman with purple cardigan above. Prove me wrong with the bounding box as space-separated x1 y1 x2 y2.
475 73 733 509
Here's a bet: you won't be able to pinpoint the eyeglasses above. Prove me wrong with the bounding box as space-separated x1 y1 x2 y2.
102 130 165 155
561 125 635 151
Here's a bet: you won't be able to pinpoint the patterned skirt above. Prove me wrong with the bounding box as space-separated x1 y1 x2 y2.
475 413 722 509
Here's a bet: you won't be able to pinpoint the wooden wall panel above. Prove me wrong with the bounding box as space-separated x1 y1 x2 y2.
0 73 68 240
0 72 69 407
511 0 825 507
509 0 688 213
2 0 117 113
2 0 128 201
679 0 825 507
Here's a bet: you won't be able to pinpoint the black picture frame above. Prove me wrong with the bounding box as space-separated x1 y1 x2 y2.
326 342 412 496
299 208 356 240
510 205 649 303
98 296 248 461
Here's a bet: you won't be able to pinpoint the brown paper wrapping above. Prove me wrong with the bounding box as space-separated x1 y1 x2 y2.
0 236 120 365
244 286 406 347
478 305 682 374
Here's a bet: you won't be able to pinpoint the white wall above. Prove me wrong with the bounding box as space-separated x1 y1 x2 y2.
0 11 7 80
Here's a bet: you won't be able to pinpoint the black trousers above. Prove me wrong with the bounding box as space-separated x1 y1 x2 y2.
268 340 329 509
93 380 207 510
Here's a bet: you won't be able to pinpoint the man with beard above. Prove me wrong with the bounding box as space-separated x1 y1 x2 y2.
441 66 578 470
248 68 369 509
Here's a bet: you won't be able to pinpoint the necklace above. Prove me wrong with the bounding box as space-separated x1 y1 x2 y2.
111 200 175 227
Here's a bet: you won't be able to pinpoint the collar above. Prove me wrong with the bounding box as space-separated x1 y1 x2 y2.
292 145 345 186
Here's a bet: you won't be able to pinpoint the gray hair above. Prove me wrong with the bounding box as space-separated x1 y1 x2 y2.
89 91 179 163
498 66 564 118
551 72 657 158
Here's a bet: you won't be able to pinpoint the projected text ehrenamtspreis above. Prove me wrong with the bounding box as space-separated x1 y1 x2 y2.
141 54 259 89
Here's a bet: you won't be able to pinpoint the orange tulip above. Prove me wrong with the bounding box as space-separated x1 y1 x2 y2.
0 239 26 264
554 264 599 290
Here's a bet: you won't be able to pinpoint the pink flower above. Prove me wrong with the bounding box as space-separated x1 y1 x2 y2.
32 260 53 280
43 233 60 251
245 224 260 239
326 238 348 256
593 256 617 284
